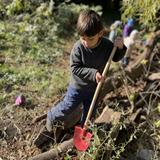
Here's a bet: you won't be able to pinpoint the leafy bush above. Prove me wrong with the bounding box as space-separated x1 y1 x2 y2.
121 0 160 30
6 0 31 16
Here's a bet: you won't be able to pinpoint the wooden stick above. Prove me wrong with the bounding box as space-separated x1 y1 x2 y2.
29 138 73 160
84 47 117 128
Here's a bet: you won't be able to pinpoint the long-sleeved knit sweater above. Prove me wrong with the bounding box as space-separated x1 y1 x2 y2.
70 37 126 92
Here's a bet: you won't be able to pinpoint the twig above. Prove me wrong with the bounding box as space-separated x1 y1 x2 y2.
32 95 64 124
119 64 135 114
32 113 47 124
29 138 73 160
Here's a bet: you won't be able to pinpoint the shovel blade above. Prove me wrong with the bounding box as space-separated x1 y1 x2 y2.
73 126 92 151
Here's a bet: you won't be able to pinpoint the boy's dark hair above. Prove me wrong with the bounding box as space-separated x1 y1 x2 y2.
77 10 104 37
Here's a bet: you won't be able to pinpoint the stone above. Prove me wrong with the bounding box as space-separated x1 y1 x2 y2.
136 149 154 160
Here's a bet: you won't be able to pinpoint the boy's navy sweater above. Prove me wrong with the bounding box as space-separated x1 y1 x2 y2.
70 37 126 92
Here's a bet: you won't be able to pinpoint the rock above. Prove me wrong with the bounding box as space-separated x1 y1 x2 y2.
148 73 160 81
0 130 5 139
136 149 154 160
15 14 24 22
95 106 121 124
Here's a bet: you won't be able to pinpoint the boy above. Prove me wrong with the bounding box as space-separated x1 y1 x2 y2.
34 9 126 148
121 29 139 67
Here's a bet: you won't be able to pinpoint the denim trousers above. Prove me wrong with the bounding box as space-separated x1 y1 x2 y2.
47 85 96 131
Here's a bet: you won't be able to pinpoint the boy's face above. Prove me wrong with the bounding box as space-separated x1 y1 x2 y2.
80 31 103 48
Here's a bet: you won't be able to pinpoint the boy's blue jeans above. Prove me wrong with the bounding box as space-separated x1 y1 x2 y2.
47 85 96 131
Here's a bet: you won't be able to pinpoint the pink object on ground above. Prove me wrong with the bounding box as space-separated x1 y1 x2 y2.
15 95 25 106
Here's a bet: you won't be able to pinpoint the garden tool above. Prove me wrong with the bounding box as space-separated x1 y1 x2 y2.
73 47 117 151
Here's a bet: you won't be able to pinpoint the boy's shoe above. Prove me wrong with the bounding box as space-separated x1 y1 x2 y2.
34 126 54 148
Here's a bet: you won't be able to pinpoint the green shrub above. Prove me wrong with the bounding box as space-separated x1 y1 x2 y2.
121 0 160 30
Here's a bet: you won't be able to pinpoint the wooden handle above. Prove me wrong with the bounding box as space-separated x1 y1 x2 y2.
84 47 117 128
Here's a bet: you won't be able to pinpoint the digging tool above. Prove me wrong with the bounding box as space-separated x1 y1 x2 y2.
73 47 117 151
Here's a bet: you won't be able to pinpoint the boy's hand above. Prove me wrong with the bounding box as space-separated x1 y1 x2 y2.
114 37 124 49
96 72 104 83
